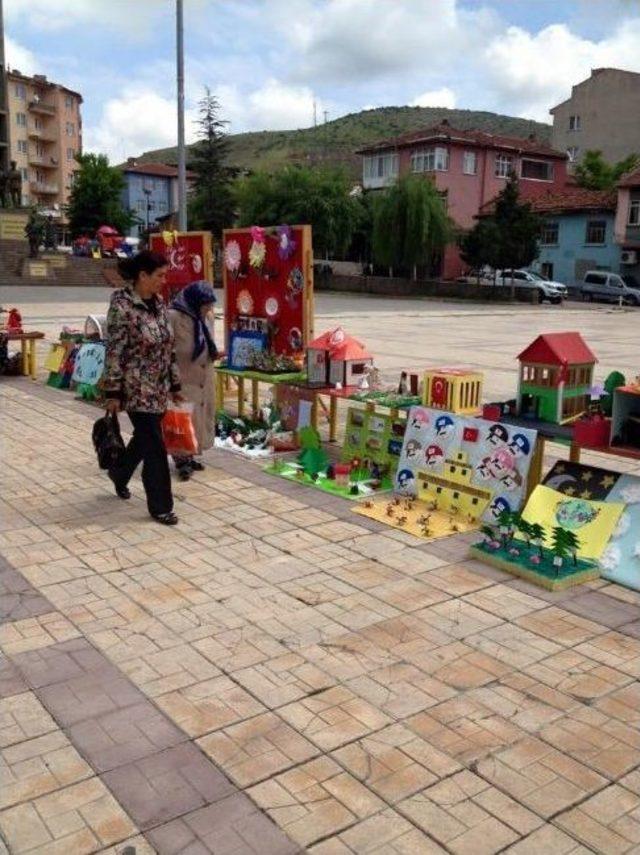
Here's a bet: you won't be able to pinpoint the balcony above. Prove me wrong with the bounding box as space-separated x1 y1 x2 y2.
28 154 58 168
28 128 57 142
29 100 56 116
31 181 59 195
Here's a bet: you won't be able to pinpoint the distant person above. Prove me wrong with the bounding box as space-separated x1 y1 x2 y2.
168 281 218 480
103 250 182 525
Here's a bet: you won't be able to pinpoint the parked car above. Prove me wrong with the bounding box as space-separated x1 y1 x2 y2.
496 270 568 303
580 271 640 305
456 269 494 286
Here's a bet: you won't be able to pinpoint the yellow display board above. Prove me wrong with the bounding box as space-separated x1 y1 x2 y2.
353 496 479 542
423 368 483 415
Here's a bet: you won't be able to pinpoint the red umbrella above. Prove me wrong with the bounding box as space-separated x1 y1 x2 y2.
97 225 119 236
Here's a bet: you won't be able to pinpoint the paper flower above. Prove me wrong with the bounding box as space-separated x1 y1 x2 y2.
287 267 304 295
276 224 296 260
250 226 265 244
529 554 541 565
224 240 241 273
249 238 266 269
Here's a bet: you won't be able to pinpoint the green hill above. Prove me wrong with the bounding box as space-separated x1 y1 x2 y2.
137 105 552 177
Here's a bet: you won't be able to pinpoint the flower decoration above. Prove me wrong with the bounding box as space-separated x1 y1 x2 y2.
249 237 266 269
236 289 254 315
287 267 304 295
276 224 296 260
250 225 265 243
224 239 242 273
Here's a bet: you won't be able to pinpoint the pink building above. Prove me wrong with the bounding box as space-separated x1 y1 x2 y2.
358 120 568 279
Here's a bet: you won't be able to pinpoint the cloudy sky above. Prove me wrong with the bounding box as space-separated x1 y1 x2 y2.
5 0 640 161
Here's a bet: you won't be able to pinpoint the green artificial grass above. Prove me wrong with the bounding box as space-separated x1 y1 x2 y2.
266 460 394 501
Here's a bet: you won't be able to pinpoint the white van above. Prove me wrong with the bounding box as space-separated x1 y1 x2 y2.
580 271 640 305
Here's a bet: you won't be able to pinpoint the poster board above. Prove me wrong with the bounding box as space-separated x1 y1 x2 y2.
276 384 317 432
149 231 214 302
396 406 537 523
222 225 314 359
71 343 106 386
341 407 406 470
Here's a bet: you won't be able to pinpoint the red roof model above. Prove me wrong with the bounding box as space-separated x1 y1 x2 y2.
308 327 372 361
517 332 597 366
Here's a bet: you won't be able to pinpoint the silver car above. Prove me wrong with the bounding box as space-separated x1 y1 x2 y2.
496 270 568 303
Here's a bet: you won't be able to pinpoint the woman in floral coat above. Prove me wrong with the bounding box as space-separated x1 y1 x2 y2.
103 251 182 525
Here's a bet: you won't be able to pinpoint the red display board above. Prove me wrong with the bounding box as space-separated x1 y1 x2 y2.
222 225 314 359
149 231 213 302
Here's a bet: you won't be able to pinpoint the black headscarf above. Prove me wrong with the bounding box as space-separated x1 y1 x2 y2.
172 280 218 361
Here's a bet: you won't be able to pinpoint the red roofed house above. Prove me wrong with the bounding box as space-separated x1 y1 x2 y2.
516 332 597 424
120 159 196 237
306 327 373 387
614 168 640 282
357 120 568 280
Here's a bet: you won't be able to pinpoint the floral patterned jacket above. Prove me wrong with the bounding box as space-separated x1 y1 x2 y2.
103 286 181 414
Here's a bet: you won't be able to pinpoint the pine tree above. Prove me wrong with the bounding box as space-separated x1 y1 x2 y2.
529 522 546 560
189 88 235 237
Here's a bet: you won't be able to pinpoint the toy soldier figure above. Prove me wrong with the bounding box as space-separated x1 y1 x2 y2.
7 161 22 208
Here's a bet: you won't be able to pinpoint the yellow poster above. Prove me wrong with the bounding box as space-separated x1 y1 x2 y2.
520 484 624 560
44 344 67 374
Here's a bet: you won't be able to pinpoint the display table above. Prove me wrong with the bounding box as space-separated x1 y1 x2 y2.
214 366 306 418
6 331 45 379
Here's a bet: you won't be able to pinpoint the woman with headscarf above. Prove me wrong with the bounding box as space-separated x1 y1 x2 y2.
168 280 218 480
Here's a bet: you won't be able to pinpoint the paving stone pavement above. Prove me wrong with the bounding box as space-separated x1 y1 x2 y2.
2 378 640 854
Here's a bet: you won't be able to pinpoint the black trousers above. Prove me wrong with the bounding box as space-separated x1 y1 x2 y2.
111 412 173 517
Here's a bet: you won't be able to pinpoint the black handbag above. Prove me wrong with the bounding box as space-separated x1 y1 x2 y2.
92 413 125 470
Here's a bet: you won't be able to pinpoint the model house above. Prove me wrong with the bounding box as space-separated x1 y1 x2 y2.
516 332 597 424
306 327 373 387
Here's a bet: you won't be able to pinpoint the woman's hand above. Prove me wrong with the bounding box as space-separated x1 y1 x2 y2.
105 399 120 415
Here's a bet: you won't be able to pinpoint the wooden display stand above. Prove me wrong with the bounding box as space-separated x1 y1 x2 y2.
7 331 45 379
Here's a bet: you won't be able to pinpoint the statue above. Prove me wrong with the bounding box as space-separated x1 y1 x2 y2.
24 209 44 259
7 161 22 209
44 215 57 251
0 168 7 208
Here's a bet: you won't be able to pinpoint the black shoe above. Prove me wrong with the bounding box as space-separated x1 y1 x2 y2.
178 466 191 482
190 460 205 471
108 471 131 500
152 512 179 526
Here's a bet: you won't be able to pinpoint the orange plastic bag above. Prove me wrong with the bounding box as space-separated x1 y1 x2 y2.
161 404 199 456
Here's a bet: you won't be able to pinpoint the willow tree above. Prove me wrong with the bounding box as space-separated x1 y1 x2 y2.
372 175 451 279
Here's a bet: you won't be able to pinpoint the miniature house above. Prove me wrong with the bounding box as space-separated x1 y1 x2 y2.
517 332 597 424
306 327 373 387
423 368 483 415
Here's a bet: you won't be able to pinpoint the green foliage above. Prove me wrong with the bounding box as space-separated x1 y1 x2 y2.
297 426 321 450
551 526 579 570
188 88 235 237
480 524 496 542
66 153 135 237
371 175 451 275
574 150 639 190
235 166 362 257
516 517 532 544
528 522 546 558
459 219 500 273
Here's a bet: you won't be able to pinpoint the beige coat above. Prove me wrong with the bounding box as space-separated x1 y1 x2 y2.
168 310 216 453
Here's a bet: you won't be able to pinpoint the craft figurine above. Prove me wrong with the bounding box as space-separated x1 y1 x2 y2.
249 226 266 269
224 240 242 276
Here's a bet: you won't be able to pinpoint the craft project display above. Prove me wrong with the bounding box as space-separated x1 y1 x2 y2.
341 407 406 469
71 343 105 386
44 343 67 374
516 332 597 424
149 231 213 302
394 406 537 523
222 225 313 361
306 327 373 387
353 494 479 540
276 384 316 432
422 368 483 415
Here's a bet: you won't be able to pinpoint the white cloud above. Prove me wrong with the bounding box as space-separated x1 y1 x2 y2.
600 543 621 572
4 0 163 33
613 512 631 539
411 87 456 109
619 482 640 504
5 36 38 75
217 79 319 132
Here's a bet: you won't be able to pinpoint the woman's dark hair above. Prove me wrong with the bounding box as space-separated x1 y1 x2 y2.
118 250 168 282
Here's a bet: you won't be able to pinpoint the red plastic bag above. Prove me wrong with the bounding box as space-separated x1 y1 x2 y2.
162 404 199 456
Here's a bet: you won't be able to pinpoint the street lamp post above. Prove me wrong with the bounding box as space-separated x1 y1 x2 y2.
176 0 187 231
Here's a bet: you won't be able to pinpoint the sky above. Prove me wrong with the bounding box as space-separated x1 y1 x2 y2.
5 0 640 162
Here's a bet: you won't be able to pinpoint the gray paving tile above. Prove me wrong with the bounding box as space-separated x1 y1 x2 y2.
9 637 113 689
0 657 27 698
38 667 146 725
619 621 640 639
561 590 639 628
103 743 236 831
68 701 187 772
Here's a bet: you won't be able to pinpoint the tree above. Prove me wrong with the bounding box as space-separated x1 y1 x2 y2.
562 529 580 566
236 166 362 258
459 219 501 280
188 88 235 237
574 150 639 191
529 522 546 560
480 524 496 544
66 153 135 237
516 517 533 549
372 175 451 279
551 526 572 574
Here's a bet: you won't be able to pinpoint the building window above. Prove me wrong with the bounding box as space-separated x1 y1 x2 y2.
17 140 28 154
411 146 449 173
34 117 43 130
14 83 26 99
20 168 28 181
462 151 477 175
363 153 398 181
16 112 27 127
67 147 75 161
629 200 640 226
567 146 579 162
495 154 513 178
65 94 74 109
569 115 581 131
521 159 553 181
540 221 559 245
585 220 606 245
66 122 75 136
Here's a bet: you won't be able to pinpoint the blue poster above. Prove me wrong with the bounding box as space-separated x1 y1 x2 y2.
600 474 640 591
71 343 105 386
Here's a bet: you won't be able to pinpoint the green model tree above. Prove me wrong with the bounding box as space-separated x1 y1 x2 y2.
297 426 329 479
497 509 515 546
529 522 546 560
551 526 576 575
480 524 496 544
516 517 533 550
574 150 639 191
66 153 135 237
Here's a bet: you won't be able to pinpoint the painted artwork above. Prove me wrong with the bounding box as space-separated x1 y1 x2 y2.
276 384 316 432
520 484 624 560
341 407 406 470
543 461 620 501
396 406 537 523
149 231 213 302
228 331 268 370
71 343 105 386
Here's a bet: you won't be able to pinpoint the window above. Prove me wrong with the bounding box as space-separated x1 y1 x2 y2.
567 146 579 162
462 151 477 175
453 491 459 500
521 159 553 181
14 83 26 99
17 140 28 154
411 146 449 172
67 147 75 161
65 94 74 109
16 112 26 127
66 122 75 136
586 220 606 245
136 199 146 213
540 221 559 245
585 272 607 285
158 201 167 213
34 117 43 130
495 154 513 178
449 465 456 474
629 200 640 226
569 115 581 131
20 168 28 181
472 497 479 506
363 153 398 182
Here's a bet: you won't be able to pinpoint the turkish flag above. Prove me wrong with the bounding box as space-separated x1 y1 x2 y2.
463 427 479 442
431 376 448 406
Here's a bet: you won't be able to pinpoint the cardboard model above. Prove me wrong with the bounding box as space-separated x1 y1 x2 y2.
306 327 373 387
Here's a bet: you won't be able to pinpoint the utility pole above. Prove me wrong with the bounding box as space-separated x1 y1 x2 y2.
0 0 9 173
176 0 187 231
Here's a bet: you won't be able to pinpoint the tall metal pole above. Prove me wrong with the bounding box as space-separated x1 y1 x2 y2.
0 0 10 173
176 0 187 230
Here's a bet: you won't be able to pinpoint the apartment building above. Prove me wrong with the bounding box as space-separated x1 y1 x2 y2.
120 160 195 237
551 68 640 167
358 120 568 278
6 69 82 210
614 167 640 283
